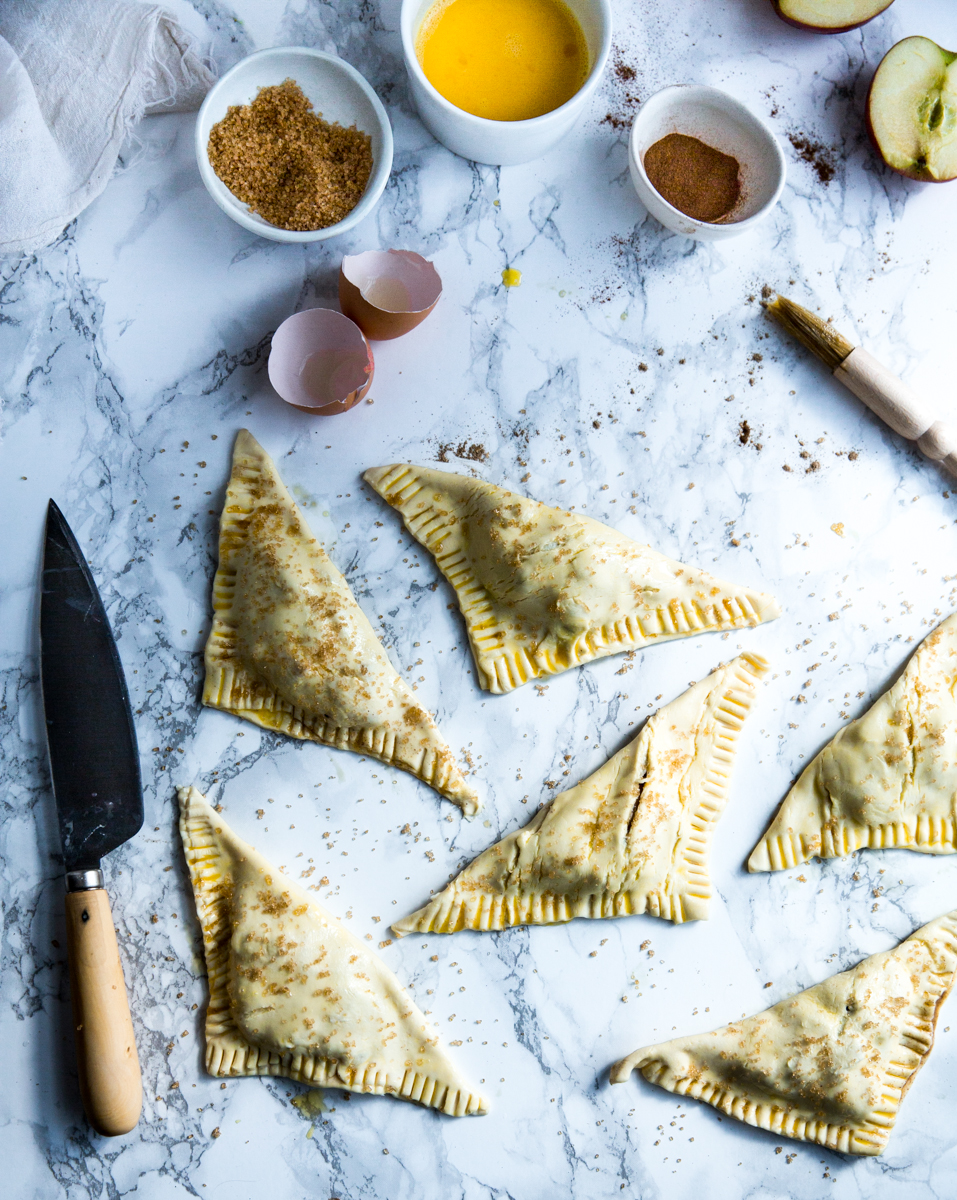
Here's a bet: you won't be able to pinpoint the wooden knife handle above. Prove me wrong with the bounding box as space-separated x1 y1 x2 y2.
65 888 142 1136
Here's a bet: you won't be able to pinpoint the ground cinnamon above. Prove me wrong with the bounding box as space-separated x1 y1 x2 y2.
643 133 741 223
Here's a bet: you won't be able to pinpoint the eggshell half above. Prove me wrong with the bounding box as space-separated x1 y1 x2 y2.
268 308 374 415
338 249 442 340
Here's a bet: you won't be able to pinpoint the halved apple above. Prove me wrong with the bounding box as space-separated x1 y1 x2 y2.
868 36 957 182
771 0 894 34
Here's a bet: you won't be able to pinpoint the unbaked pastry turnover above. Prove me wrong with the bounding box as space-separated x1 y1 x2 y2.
749 612 957 872
362 464 780 693
203 431 479 815
179 786 487 1115
611 909 957 1156
393 653 768 936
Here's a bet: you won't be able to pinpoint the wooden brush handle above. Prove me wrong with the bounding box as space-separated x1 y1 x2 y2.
65 889 142 1136
836 347 957 478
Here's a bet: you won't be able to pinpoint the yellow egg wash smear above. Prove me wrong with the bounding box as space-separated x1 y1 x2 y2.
416 0 589 123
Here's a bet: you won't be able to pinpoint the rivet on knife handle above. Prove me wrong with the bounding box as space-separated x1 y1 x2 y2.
65 888 142 1136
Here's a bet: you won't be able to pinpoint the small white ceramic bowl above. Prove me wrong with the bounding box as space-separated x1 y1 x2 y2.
628 85 786 241
195 47 393 243
400 0 612 166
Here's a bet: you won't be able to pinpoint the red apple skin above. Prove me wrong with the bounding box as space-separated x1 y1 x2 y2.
771 0 895 35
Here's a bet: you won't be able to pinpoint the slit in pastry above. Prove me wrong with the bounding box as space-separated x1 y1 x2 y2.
393 653 769 936
363 463 781 694
611 909 957 1156
749 611 957 872
179 786 487 1116
203 431 479 815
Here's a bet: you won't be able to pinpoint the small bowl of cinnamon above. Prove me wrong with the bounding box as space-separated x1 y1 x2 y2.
628 85 785 241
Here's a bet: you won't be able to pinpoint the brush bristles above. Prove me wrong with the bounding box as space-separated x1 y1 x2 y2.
765 294 855 372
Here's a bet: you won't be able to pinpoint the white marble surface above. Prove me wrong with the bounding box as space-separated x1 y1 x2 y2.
4 1 957 1196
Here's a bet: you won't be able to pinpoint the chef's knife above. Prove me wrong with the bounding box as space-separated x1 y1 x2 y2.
40 500 143 1136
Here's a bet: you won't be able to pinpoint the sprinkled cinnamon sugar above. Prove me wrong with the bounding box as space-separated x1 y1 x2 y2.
207 78 372 231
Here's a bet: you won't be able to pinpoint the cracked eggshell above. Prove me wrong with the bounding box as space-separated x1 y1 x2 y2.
268 308 374 416
338 249 442 340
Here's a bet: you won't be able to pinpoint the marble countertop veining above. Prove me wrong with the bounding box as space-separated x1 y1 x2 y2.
4 1 957 1196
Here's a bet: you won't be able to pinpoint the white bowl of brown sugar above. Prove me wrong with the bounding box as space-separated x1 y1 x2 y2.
628 85 785 242
196 47 393 243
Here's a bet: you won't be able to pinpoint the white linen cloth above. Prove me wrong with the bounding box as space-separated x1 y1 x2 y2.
0 1 215 255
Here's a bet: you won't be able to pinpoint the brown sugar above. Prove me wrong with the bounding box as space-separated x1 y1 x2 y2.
643 133 741 224
436 441 489 463
207 79 372 231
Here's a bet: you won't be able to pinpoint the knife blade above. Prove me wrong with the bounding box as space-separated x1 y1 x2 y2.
40 499 143 1136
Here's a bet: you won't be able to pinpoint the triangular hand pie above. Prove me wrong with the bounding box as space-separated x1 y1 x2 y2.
393 653 768 936
362 464 780 693
749 612 957 871
611 910 957 1155
179 786 487 1115
203 431 479 815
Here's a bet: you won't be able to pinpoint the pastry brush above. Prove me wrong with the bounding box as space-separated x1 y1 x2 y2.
766 293 957 479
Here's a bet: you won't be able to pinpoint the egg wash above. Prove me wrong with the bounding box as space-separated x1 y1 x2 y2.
416 0 589 123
